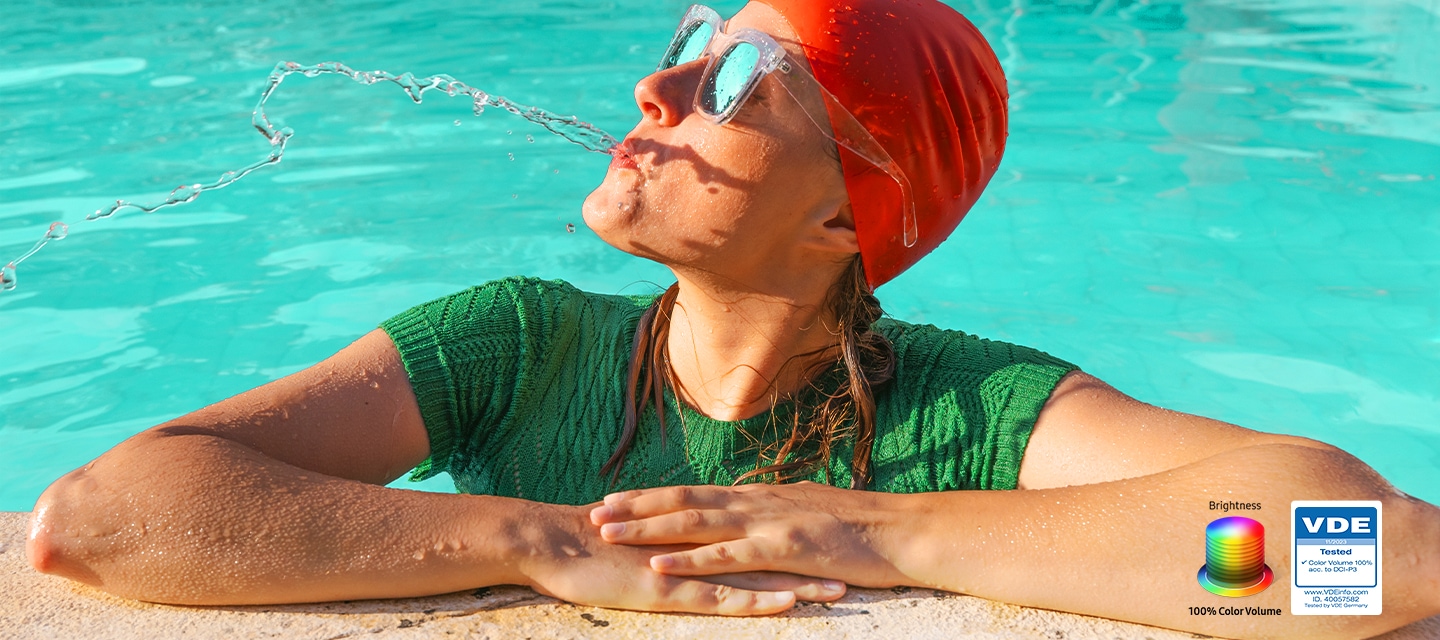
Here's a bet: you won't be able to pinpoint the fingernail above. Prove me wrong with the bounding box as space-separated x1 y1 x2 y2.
600 522 625 537
603 492 624 505
822 580 844 592
762 591 796 608
590 505 612 522
651 554 674 570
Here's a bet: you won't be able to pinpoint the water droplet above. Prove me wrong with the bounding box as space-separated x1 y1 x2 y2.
45 222 68 240
565 223 575 233
512 193 518 199
454 119 462 126
526 135 534 143
507 153 515 161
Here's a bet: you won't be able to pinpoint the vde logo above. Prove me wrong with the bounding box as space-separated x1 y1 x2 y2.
1291 501 1382 616
1300 515 1373 536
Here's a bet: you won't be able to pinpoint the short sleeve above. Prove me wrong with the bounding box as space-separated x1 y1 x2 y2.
870 321 1079 493
977 358 1078 490
378 276 576 482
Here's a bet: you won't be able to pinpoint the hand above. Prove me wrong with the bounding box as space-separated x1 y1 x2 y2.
517 502 846 616
587 482 909 589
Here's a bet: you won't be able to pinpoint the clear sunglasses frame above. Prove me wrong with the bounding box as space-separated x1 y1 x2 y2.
658 4 920 248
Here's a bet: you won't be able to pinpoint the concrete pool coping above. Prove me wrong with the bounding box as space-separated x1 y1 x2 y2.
4 512 1437 639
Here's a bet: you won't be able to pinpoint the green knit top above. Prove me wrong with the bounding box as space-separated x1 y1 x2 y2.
379 276 1079 505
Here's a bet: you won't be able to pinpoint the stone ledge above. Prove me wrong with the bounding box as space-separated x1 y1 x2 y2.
4 512 1436 639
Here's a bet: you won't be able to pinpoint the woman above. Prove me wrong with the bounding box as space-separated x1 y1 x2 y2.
26 1 1440 638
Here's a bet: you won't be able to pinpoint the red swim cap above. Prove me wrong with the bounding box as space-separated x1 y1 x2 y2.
761 0 1008 289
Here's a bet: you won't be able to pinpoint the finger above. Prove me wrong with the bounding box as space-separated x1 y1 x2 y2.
603 481 769 505
598 509 746 545
592 485 733 523
703 571 846 603
657 576 796 616
651 540 768 575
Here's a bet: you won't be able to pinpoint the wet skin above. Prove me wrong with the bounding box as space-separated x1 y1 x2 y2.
26 1 1440 634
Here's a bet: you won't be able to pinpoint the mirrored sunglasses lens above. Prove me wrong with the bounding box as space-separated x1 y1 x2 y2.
700 42 760 117
661 21 714 70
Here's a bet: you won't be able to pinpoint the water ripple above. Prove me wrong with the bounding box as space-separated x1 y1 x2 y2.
0 58 147 89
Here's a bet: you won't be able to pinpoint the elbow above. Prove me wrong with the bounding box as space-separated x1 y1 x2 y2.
26 514 61 574
1388 496 1440 618
1274 444 1440 635
28 474 72 575
25 517 85 582
26 471 106 587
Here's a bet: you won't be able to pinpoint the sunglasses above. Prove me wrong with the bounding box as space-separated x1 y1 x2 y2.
658 4 919 248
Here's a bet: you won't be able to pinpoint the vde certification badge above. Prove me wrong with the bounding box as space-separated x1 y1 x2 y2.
1291 501 1381 615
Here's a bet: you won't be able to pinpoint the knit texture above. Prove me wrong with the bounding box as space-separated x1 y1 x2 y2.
379 276 1079 505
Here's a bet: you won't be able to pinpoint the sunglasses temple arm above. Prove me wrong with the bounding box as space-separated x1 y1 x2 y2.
776 76 920 248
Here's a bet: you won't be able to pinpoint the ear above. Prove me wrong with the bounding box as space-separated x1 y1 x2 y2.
814 201 860 254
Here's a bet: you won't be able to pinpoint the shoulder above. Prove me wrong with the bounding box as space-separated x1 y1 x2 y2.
384 276 654 326
462 275 591 310
864 317 1080 492
380 276 669 369
481 276 660 315
872 317 1077 374
870 317 1079 453
1019 370 1330 489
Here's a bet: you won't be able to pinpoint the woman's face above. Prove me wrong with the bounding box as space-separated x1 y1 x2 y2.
581 2 854 287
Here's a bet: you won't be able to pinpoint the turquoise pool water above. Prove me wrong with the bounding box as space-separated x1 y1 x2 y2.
1 0 1436 510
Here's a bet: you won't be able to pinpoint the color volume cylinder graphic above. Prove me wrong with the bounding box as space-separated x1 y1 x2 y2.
1198 516 1274 597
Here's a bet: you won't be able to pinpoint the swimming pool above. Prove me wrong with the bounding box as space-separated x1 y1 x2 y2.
1 0 1437 511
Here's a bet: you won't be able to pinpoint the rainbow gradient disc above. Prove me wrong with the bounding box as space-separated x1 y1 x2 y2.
1198 516 1274 597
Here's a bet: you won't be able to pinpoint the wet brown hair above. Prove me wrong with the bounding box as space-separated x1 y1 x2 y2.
600 255 895 489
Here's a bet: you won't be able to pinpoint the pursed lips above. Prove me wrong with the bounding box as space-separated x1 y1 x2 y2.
615 135 678 177
611 139 644 172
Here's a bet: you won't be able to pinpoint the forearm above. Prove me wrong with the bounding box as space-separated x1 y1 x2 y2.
883 443 1440 640
27 431 544 605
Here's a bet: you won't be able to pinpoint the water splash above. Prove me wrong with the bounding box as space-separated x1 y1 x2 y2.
1 60 620 294
2 222 68 291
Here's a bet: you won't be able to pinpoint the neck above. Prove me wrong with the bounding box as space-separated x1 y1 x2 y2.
663 268 845 422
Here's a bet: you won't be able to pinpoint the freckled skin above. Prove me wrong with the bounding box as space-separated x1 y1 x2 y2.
591 443 1440 639
27 329 848 611
581 2 861 422
25 1 1440 633
582 46 844 281
24 5 857 610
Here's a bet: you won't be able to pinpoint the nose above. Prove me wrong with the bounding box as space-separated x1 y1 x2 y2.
633 59 705 127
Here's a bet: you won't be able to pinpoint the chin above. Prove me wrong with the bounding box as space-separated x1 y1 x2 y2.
581 181 640 252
